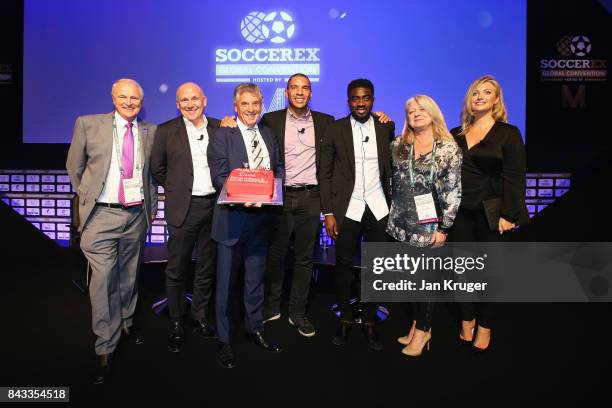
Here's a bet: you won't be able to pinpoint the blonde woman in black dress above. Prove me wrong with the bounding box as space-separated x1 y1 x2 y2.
449 75 528 352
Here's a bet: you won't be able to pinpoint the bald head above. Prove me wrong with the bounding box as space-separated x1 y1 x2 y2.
176 82 207 127
176 82 204 100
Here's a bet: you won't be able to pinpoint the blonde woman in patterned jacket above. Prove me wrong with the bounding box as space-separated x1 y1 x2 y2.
387 94 462 357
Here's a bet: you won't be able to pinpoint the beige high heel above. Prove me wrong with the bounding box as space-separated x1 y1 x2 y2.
472 326 492 353
401 329 431 357
397 320 417 345
459 319 475 345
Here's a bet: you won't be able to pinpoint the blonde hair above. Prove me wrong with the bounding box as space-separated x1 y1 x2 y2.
459 75 507 135
401 95 453 145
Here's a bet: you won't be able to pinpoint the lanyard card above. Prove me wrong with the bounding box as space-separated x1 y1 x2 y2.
414 192 439 224
122 177 142 206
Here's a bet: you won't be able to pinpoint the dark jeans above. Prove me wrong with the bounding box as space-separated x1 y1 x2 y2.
165 195 216 323
335 205 388 324
264 187 321 318
448 206 502 329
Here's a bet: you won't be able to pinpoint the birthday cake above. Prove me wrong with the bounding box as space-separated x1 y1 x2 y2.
226 168 274 201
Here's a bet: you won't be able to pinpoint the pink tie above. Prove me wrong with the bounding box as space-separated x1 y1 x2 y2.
118 122 134 205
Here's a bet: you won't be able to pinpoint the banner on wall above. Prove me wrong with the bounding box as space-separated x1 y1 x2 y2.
214 10 321 114
539 34 608 108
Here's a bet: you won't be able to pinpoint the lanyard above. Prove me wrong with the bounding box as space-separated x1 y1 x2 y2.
112 116 141 176
408 141 437 189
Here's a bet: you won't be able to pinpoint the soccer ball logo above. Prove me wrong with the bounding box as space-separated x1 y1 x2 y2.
240 11 295 44
240 11 268 44
263 11 295 44
556 35 573 57
570 35 591 57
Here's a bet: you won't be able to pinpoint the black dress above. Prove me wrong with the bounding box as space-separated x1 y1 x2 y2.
448 121 528 328
452 121 527 223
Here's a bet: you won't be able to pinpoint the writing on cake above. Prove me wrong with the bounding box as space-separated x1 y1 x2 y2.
226 168 274 201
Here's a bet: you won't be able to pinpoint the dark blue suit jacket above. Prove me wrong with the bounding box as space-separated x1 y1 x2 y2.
207 125 284 245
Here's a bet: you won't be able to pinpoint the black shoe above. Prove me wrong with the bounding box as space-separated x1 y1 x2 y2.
288 315 316 337
93 353 113 385
168 321 184 353
332 320 352 346
122 326 144 345
245 331 283 353
191 318 217 339
218 342 237 369
363 323 383 351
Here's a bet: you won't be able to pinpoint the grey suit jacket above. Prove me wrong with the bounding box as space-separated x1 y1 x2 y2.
66 112 158 232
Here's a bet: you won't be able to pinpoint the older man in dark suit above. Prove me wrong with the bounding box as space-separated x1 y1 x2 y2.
207 83 284 369
151 82 222 353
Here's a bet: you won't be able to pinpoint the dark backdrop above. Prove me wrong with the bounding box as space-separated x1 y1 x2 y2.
526 0 610 185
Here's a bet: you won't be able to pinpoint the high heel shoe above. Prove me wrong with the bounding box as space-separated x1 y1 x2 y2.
397 320 416 345
401 329 431 357
471 326 492 354
458 319 475 347
459 327 474 348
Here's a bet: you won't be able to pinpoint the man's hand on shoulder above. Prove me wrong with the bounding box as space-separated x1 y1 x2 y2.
220 116 238 128
373 111 392 124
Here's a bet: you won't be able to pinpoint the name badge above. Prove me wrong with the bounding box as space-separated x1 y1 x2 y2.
414 193 439 224
122 177 142 206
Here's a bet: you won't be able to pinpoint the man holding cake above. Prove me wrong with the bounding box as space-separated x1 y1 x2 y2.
207 83 284 369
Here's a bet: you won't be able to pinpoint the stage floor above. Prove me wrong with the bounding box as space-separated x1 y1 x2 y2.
144 244 348 267
3 253 610 406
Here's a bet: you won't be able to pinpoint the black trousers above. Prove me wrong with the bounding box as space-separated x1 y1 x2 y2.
392 239 435 331
412 301 434 331
335 205 388 324
165 195 217 323
447 206 501 329
264 188 322 318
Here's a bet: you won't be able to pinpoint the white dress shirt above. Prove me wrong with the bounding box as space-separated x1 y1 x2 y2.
345 116 389 222
237 118 271 169
97 111 143 203
184 116 215 196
